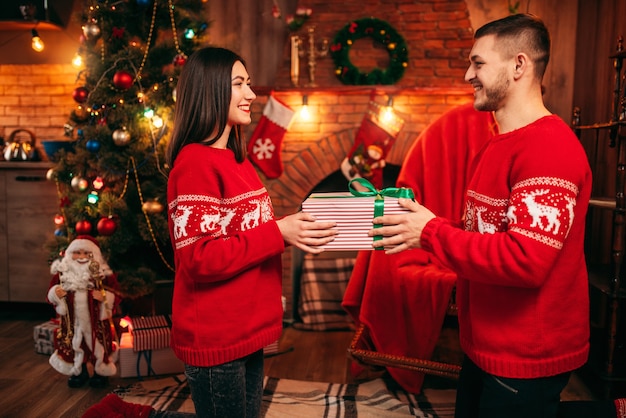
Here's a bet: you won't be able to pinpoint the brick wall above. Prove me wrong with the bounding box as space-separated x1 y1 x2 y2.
0 64 76 152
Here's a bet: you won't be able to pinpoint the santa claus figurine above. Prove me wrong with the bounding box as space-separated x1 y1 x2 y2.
47 235 120 388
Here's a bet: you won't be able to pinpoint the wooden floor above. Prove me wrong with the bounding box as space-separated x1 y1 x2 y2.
0 303 597 418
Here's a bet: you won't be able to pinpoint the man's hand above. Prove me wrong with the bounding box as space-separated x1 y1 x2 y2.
369 198 436 254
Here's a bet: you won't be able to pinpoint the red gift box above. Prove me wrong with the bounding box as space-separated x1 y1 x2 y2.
131 315 171 352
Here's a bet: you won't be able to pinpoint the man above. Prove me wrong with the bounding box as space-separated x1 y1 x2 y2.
369 13 624 417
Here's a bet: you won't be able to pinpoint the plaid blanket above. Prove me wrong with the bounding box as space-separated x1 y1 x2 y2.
295 252 357 331
114 375 456 417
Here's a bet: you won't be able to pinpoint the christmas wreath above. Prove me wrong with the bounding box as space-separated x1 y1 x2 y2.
330 17 409 85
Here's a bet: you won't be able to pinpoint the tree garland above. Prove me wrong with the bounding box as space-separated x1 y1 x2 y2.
330 17 409 85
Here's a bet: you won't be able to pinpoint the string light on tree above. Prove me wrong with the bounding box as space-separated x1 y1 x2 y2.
87 191 99 204
92 177 105 190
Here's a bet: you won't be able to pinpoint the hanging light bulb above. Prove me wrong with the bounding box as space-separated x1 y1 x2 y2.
31 29 44 52
381 96 394 125
300 95 310 121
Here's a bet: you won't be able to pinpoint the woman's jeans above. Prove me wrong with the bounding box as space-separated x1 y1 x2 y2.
184 349 265 418
455 356 615 418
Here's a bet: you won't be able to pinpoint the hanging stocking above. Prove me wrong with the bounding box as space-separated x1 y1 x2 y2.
248 95 295 179
341 100 405 189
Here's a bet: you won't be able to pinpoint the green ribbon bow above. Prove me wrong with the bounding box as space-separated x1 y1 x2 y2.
348 178 415 249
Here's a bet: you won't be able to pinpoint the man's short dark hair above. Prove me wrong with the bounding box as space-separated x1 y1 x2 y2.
475 13 551 80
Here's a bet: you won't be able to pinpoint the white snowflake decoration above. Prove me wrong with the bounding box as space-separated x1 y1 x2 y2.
252 138 276 160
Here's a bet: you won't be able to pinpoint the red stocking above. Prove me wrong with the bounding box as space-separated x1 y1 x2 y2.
248 95 295 179
341 101 404 189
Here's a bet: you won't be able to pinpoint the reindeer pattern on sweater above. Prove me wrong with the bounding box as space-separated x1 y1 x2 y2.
465 176 579 250
171 189 273 250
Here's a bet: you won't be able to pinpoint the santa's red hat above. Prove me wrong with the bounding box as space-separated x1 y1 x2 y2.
53 235 112 276
65 235 101 257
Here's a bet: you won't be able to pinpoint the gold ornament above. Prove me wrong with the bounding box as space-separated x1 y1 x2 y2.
46 168 56 181
112 127 131 146
142 199 164 214
70 176 89 192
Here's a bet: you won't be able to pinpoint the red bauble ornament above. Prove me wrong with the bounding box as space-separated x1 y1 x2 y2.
72 86 89 103
97 217 117 236
173 53 187 66
113 70 134 90
75 220 92 235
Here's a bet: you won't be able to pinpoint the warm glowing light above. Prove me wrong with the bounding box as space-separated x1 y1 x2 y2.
382 97 394 125
31 29 44 52
72 53 83 67
144 108 154 118
92 176 104 190
54 214 65 225
119 316 132 330
151 115 164 128
299 95 310 121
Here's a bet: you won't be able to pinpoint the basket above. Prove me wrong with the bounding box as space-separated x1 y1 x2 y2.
42 140 75 162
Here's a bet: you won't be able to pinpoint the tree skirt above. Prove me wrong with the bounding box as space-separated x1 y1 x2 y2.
113 374 456 417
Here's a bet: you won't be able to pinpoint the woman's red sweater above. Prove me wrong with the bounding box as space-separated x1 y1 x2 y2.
167 144 285 367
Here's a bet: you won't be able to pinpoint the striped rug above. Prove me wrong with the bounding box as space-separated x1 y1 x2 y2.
114 374 456 417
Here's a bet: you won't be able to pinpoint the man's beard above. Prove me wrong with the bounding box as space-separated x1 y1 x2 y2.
474 70 509 112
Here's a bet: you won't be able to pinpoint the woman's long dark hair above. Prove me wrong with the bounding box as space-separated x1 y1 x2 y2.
166 47 248 167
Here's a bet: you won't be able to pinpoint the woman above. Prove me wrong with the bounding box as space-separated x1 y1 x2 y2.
83 47 336 418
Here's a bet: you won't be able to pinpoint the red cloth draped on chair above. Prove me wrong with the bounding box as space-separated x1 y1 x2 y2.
342 103 498 394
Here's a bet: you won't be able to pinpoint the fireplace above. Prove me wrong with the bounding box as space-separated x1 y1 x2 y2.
245 88 474 318
244 0 478 318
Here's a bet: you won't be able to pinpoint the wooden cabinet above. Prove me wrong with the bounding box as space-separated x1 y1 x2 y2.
0 162 57 303
574 38 626 398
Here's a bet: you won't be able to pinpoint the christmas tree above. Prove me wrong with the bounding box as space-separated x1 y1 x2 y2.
45 0 207 300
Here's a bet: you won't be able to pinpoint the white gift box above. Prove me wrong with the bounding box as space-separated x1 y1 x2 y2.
33 320 57 355
118 332 184 378
302 192 410 250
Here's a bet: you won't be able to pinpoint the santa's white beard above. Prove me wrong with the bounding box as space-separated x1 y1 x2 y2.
58 260 93 292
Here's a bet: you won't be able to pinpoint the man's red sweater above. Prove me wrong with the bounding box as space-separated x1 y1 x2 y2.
421 115 593 378
167 144 285 367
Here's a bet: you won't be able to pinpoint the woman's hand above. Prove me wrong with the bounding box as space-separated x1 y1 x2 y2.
277 212 337 254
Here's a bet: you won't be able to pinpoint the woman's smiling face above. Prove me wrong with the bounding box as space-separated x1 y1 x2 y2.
228 60 256 127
